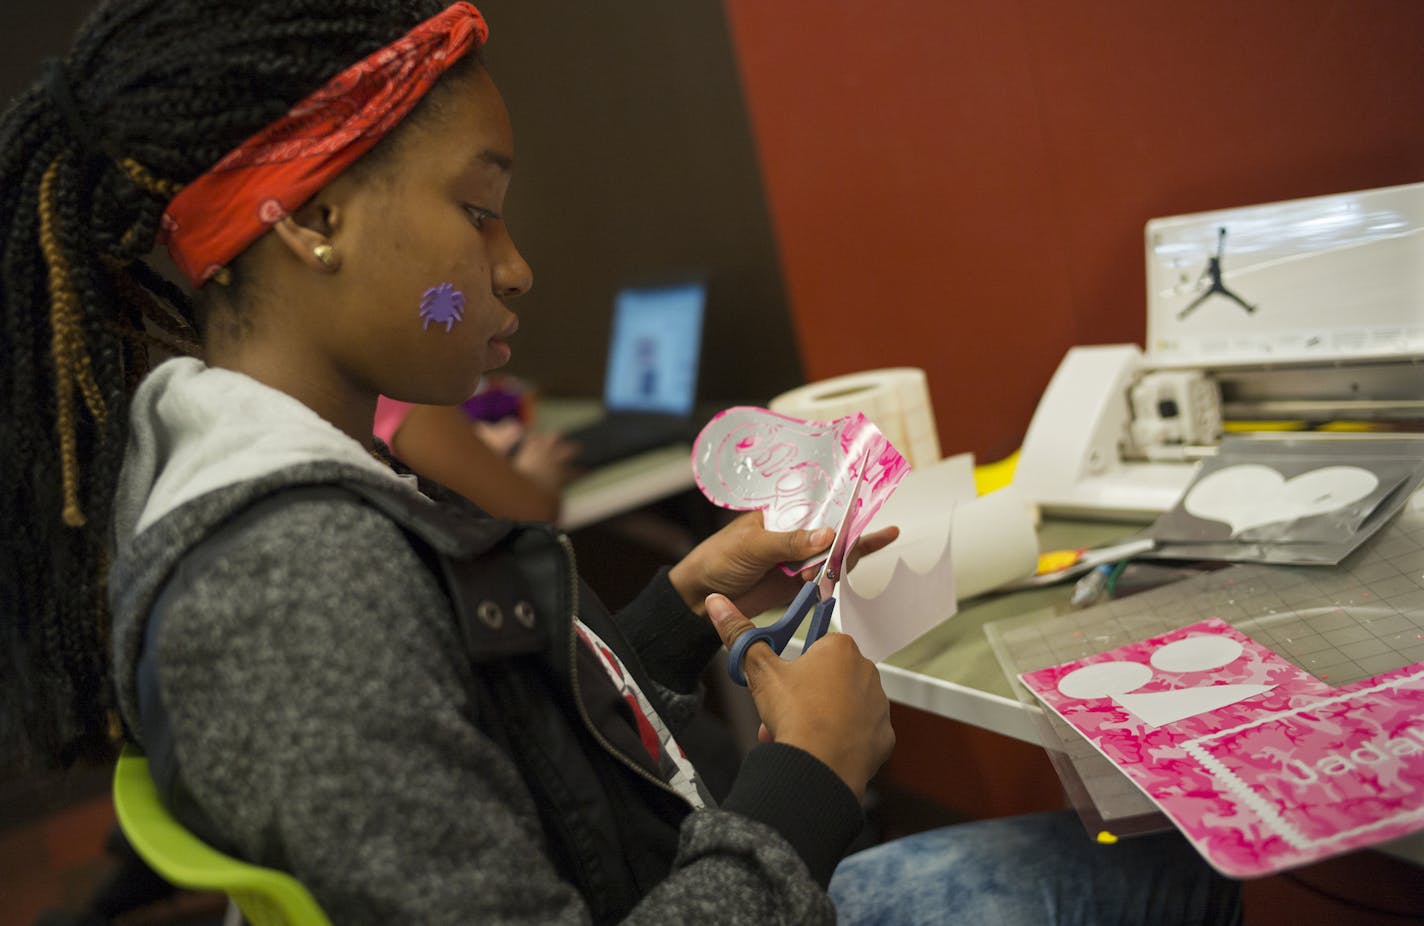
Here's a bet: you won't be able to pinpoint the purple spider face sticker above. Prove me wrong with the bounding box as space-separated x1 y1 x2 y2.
419 283 465 332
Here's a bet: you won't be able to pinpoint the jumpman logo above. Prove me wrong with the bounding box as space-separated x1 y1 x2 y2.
1177 226 1257 320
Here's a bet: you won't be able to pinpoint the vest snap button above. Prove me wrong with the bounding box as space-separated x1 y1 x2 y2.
513 600 536 628
476 600 504 629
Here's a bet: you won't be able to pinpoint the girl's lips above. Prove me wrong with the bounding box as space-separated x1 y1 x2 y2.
489 314 518 365
489 337 512 366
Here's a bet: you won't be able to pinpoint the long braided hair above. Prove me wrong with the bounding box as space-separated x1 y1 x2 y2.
0 0 455 772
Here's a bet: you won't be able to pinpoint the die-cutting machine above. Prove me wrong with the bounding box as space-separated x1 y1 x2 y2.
1015 181 1424 521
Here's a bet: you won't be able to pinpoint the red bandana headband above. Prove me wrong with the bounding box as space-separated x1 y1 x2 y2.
159 2 488 287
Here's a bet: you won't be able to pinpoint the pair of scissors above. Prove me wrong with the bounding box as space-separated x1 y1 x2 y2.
726 451 870 687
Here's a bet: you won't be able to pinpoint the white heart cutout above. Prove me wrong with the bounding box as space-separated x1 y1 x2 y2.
1183 464 1379 536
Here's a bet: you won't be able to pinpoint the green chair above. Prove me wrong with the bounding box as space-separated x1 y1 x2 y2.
112 745 332 926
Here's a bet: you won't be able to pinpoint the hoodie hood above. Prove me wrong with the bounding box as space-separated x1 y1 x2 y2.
112 357 412 543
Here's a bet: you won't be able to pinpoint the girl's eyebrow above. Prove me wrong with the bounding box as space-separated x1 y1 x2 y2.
472 148 513 172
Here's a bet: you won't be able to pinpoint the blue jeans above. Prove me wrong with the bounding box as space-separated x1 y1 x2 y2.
829 811 1241 926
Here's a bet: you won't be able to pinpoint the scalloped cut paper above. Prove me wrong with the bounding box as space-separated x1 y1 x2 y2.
691 406 909 572
1020 619 1424 878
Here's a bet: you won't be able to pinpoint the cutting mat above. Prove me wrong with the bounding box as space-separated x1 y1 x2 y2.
986 498 1424 834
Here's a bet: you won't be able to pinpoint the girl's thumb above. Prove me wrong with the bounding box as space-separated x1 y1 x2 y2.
705 594 754 650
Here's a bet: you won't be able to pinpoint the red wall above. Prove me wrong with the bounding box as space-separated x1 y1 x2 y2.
723 1 1424 462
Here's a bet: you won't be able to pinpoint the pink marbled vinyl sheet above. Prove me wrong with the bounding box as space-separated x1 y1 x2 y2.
690 406 909 557
1020 619 1424 877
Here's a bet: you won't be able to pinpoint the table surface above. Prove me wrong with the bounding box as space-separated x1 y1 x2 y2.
864 516 1424 866
774 512 1424 865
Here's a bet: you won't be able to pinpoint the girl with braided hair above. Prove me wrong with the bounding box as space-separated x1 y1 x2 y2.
2 2 1241 923
2 0 499 772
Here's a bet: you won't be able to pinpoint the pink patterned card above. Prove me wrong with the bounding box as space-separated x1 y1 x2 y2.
691 406 909 572
1020 619 1424 877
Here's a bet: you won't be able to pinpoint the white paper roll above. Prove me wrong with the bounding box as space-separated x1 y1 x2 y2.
770 368 941 468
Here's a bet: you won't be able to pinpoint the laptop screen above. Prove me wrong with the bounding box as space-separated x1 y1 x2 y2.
603 282 706 415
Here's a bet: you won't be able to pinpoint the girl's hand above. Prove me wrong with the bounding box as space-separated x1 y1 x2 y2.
668 510 899 618
509 430 580 492
706 594 894 797
472 418 525 456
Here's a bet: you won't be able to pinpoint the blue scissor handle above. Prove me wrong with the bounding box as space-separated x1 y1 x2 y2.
804 596 836 650
727 581 819 687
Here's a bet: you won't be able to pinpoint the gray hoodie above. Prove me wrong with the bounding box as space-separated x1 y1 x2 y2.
108 359 860 924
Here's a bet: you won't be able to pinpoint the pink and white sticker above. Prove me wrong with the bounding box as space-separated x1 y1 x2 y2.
1020 619 1424 877
691 406 909 569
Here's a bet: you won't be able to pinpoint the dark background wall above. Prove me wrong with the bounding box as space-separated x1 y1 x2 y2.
0 0 803 405
0 4 89 96
724 0 1424 462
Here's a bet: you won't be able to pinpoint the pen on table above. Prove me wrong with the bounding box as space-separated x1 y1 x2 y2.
1069 564 1113 608
1069 560 1129 609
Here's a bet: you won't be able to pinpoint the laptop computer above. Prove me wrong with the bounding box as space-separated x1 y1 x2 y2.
564 281 707 469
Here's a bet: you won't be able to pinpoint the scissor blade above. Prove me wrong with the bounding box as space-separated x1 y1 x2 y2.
816 447 871 591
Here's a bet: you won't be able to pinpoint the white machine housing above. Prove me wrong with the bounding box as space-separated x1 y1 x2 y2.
1016 180 1424 521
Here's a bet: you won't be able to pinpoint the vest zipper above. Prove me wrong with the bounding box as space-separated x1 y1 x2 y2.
557 533 688 803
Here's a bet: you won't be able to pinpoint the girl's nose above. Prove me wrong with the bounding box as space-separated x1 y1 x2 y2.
494 235 532 299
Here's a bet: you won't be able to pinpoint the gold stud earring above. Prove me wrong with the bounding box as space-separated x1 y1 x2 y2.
313 244 336 267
